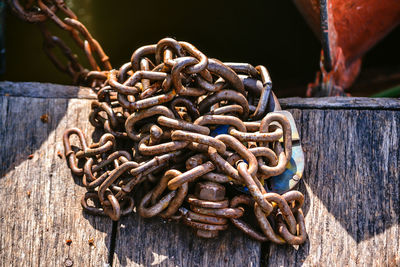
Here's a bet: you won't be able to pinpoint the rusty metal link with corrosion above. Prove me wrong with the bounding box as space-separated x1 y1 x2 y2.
9 0 307 246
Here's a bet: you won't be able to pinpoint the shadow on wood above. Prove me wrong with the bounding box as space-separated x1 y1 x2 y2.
0 81 95 178
300 109 399 242
0 82 112 266
112 212 261 266
265 108 400 266
1 82 399 266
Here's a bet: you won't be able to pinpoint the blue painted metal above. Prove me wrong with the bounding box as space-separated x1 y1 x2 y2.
210 125 230 137
233 111 304 195
266 141 304 194
266 111 304 194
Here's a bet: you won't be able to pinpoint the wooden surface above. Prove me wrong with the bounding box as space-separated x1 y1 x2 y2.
0 81 97 99
113 215 260 266
280 97 400 110
0 81 399 266
0 95 112 266
0 82 260 267
264 109 400 266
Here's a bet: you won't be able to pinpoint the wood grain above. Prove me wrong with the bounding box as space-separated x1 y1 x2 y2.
280 97 400 110
0 81 96 99
263 109 400 266
1 82 399 266
0 95 112 267
112 214 261 266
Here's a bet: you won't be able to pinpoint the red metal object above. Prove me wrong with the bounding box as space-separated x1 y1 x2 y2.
293 0 400 96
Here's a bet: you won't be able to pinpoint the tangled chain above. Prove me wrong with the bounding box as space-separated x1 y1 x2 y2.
10 0 307 245
62 38 307 245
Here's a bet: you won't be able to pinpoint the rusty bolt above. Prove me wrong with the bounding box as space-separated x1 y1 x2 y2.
195 181 225 201
193 182 226 238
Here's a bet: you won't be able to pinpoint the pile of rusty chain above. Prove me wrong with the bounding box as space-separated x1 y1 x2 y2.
9 0 307 245
62 39 307 244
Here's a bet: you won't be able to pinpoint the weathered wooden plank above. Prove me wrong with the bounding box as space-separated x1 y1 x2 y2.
280 97 400 110
0 95 112 267
264 109 400 266
0 81 96 99
2 82 400 267
0 84 261 267
113 215 261 267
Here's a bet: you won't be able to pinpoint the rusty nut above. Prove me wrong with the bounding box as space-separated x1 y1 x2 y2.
195 181 225 201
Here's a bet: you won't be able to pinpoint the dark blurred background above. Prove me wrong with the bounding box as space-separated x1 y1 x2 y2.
1 0 399 97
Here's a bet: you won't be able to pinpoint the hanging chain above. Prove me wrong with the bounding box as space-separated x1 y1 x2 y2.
8 0 111 85
9 0 307 245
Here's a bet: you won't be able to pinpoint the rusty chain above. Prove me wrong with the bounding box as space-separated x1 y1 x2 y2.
10 0 307 245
